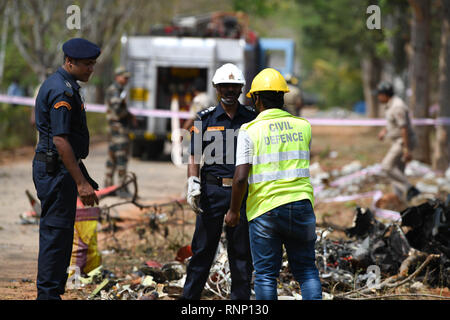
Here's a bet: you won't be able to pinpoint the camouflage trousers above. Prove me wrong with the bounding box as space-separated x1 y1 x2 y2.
104 121 130 188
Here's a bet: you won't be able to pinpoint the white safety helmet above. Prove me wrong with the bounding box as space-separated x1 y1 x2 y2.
212 63 246 86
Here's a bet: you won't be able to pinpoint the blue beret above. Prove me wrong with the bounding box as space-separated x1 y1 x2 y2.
62 38 101 59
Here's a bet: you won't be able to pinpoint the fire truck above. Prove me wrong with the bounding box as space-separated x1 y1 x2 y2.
121 12 296 159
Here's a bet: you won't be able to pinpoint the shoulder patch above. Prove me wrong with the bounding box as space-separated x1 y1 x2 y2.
197 105 216 119
189 125 200 134
54 101 72 111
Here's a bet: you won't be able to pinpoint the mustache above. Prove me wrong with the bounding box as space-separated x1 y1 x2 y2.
223 91 240 97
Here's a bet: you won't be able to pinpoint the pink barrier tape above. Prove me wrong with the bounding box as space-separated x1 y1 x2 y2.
0 94 35 106
313 165 402 222
0 94 192 119
371 190 402 222
314 164 383 194
315 189 402 222
308 118 450 126
330 164 383 188
128 107 191 120
373 208 402 221
1 94 449 124
84 103 192 119
317 191 379 203
308 118 386 126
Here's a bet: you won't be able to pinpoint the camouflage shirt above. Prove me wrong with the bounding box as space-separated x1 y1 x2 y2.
105 82 130 123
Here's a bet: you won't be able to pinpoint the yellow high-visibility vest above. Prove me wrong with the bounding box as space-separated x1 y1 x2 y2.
240 108 314 221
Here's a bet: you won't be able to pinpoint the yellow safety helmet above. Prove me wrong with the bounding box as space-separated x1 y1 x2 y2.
246 68 290 98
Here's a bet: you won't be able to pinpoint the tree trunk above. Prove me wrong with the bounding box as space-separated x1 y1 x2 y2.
433 0 450 173
409 0 431 164
0 2 10 87
361 55 382 118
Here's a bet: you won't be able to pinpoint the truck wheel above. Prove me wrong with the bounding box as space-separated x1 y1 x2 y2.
141 140 165 160
131 140 144 158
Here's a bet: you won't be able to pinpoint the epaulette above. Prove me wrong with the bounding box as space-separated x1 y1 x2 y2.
243 105 256 113
197 105 216 119
63 80 74 98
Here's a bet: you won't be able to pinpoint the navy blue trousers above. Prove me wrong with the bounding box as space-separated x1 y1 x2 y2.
182 183 253 300
33 160 77 300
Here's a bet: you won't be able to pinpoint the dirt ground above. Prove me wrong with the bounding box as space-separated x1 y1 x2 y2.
0 139 187 299
0 125 447 300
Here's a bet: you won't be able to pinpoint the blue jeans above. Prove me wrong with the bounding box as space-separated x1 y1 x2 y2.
248 199 322 300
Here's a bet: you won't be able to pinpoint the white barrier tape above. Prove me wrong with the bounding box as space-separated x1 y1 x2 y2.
2 94 450 125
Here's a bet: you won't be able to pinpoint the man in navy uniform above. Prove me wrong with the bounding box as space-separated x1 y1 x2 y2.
33 38 100 299
182 63 256 300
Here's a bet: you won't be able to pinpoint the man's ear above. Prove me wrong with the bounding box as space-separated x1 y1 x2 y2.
67 57 77 68
65 57 72 69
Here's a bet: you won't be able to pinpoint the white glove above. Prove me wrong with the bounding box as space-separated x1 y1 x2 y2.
187 176 203 214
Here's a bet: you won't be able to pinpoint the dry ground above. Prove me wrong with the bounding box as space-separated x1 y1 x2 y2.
0 124 446 300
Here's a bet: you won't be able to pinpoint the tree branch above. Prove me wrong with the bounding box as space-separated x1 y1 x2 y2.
336 253 441 298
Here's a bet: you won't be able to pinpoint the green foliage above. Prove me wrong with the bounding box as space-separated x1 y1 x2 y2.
2 36 38 93
86 112 108 137
0 104 36 149
294 0 387 108
303 57 364 108
0 103 107 151
236 0 408 108
232 0 282 16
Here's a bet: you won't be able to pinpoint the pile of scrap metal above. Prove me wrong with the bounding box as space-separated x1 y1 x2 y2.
83 241 232 300
315 195 450 299
81 261 187 300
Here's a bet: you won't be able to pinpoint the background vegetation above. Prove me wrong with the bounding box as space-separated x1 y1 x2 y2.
0 0 448 169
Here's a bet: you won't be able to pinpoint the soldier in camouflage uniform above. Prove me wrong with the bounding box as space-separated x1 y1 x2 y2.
104 66 136 198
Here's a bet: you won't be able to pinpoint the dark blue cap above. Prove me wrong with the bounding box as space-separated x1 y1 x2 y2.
62 38 101 59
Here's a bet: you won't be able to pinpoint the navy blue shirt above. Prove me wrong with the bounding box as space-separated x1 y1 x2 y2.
35 67 90 159
190 102 257 178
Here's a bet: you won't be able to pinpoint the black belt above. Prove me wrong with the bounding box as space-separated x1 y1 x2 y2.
204 173 233 187
34 152 80 163
34 152 51 162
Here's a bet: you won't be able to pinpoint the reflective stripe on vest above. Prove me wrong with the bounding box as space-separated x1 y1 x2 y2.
248 167 310 184
252 150 310 165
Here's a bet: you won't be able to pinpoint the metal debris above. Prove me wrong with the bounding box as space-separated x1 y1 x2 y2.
316 195 450 299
